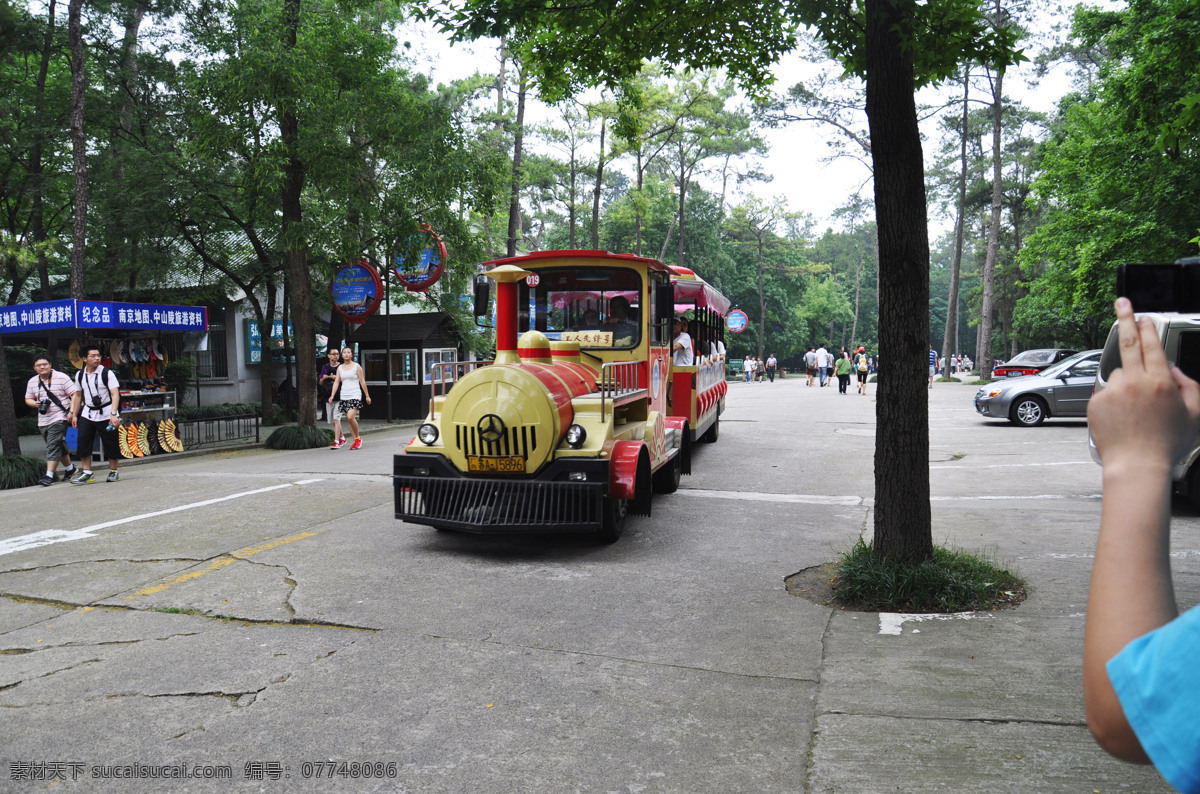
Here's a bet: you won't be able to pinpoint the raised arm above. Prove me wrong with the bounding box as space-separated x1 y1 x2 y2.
1083 297 1200 761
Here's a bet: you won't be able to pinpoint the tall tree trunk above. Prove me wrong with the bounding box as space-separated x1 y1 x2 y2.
281 0 316 426
33 0 57 303
591 115 606 250
634 150 644 255
851 244 863 345
865 0 932 562
0 333 20 456
977 65 1004 380
942 66 969 378
67 0 88 300
676 142 687 267
568 137 578 249
756 233 765 360
506 65 527 257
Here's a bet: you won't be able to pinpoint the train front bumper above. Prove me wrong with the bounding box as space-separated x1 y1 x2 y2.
394 452 610 533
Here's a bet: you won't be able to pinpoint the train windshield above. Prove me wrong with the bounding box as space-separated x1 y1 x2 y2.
529 267 642 349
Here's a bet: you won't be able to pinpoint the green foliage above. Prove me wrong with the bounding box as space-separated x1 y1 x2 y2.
795 277 854 345
1021 0 1200 327
0 454 44 490
264 425 332 450
262 405 298 426
833 537 1026 612
16 417 38 436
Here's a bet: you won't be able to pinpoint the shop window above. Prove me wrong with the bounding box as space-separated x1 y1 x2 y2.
423 348 458 384
197 319 228 380
361 349 418 383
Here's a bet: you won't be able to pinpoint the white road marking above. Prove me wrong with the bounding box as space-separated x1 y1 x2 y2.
677 489 1100 505
930 460 1094 470
0 479 325 557
678 489 862 505
879 611 992 635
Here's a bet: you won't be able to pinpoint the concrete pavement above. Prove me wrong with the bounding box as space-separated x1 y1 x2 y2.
1 375 1193 792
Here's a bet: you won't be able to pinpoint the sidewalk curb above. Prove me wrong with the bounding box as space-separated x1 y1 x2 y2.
17 420 422 469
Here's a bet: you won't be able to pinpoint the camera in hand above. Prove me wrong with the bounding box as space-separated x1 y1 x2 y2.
38 399 50 415
1119 257 1200 312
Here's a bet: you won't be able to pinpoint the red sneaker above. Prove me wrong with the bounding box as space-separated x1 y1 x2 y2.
331 438 346 449
349 438 362 450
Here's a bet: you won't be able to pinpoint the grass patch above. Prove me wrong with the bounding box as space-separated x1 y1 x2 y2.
935 376 959 383
968 379 992 386
264 425 332 450
0 454 46 490
831 538 1026 612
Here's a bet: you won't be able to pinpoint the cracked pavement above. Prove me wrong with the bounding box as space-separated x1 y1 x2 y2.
1 384 1193 792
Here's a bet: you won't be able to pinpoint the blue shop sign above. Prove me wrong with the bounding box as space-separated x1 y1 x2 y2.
0 299 207 334
0 299 76 332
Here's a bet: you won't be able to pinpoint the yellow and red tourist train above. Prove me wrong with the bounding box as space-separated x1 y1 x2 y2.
393 250 730 541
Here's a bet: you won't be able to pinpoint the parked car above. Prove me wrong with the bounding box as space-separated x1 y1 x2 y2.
975 349 1102 426
1090 312 1200 506
991 348 1079 378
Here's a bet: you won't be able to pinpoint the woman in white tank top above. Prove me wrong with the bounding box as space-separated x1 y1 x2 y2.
327 347 371 449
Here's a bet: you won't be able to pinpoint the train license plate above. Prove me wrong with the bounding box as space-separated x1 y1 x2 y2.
467 455 525 474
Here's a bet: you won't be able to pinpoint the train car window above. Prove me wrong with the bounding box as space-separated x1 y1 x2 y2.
533 267 643 349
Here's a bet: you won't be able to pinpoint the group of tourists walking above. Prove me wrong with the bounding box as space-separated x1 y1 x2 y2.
802 345 872 396
740 354 778 383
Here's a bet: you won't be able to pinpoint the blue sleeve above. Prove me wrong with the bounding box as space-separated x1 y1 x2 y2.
1108 604 1200 793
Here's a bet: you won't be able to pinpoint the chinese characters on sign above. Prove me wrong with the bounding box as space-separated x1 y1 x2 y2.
330 260 383 322
0 300 207 334
562 331 614 347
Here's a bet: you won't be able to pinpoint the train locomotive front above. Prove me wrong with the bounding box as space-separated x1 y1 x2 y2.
393 251 727 542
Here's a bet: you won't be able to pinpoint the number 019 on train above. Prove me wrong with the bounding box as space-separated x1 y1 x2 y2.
393 250 731 542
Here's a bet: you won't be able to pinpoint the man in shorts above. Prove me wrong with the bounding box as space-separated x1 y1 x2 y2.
804 346 817 386
68 345 122 484
24 355 79 486
319 348 344 445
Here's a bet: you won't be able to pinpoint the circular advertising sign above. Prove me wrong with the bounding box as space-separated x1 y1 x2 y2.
394 225 448 292
330 259 383 322
726 309 749 334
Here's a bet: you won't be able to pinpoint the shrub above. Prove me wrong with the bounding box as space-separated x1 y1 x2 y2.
0 455 46 490
176 403 259 422
264 425 331 450
16 416 39 436
832 537 1026 612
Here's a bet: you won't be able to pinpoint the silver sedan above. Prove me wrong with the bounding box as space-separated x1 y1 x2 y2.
974 349 1102 426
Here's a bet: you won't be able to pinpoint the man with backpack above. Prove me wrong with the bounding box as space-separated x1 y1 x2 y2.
24 355 80 486
68 344 122 484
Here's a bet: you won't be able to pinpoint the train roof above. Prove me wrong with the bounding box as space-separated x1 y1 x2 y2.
481 250 731 315
482 249 671 271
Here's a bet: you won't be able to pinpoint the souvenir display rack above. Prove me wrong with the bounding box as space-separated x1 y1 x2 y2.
115 390 184 457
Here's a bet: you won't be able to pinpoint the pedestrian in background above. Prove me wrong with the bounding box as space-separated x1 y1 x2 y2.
855 346 870 395
328 347 371 450
815 344 831 387
24 355 79 486
766 354 777 383
835 350 853 394
928 344 938 389
804 346 817 386
318 348 344 446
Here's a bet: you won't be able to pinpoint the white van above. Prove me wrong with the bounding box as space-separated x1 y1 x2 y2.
1091 311 1200 505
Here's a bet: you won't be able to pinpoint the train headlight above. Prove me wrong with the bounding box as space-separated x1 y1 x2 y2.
565 424 587 448
417 423 439 445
